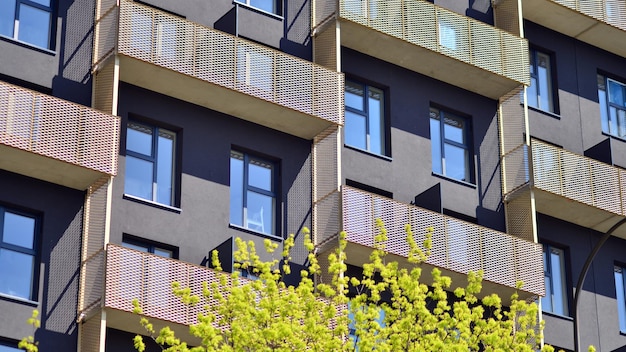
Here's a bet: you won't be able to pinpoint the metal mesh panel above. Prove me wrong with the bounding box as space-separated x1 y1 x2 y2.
532 139 626 215
312 0 337 28
312 127 340 245
338 0 529 86
501 144 529 195
498 87 526 155
314 191 342 246
116 0 343 126
342 187 543 295
0 81 120 175
493 0 522 36
105 244 224 326
79 313 103 352
313 23 338 71
93 0 118 67
93 60 115 115
554 0 626 31
504 190 535 242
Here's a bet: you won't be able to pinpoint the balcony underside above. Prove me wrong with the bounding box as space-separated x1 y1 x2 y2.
534 188 626 238
105 307 203 346
523 0 626 57
117 55 334 140
338 20 521 99
322 241 538 302
0 144 105 190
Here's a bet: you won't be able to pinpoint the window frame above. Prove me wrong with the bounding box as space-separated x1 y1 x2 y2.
0 0 55 50
615 264 626 333
234 0 282 16
0 205 40 302
229 150 279 238
598 73 626 139
541 243 569 317
122 234 179 259
344 79 389 157
429 106 474 184
527 48 557 114
124 119 179 207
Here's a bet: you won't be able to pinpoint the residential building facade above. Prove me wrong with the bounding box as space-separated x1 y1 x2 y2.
0 0 625 351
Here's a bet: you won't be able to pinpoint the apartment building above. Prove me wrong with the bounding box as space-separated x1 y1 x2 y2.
0 0 625 351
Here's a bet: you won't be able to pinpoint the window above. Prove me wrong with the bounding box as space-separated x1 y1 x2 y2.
235 0 281 15
0 0 53 49
615 265 626 332
345 80 387 156
230 150 277 236
237 45 273 94
429 107 472 183
542 244 568 316
598 74 626 138
527 49 556 113
0 207 38 301
122 236 177 259
0 339 21 352
125 121 177 206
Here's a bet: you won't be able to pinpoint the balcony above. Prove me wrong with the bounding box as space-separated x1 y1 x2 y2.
331 0 529 99
95 0 343 140
523 0 626 57
506 139 626 237
335 186 544 300
0 81 119 190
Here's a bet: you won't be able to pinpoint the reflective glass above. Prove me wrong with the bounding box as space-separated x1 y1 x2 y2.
156 133 174 205
438 22 457 50
30 0 51 6
229 154 244 226
443 115 464 144
345 111 366 150
368 88 384 155
345 81 364 111
250 0 275 13
609 79 625 106
616 268 626 332
125 156 154 200
0 1 16 37
3 211 35 249
122 242 149 252
599 80 609 133
154 248 173 258
527 76 538 108
619 109 626 138
127 123 153 156
249 160 272 191
444 144 468 181
18 4 50 49
541 247 553 312
0 248 34 300
429 117 442 175
0 345 21 352
610 107 619 136
246 191 273 234
550 248 567 315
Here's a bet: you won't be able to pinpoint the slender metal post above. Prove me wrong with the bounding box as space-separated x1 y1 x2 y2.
573 217 626 351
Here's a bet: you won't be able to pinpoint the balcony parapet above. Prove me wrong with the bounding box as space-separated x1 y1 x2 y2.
0 81 120 189
340 186 544 298
322 0 530 98
94 0 343 139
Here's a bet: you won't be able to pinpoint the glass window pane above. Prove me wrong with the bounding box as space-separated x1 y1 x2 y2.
609 79 625 106
248 159 272 191
17 4 50 49
443 114 465 144
527 76 539 108
230 153 244 226
550 249 567 315
599 83 609 134
0 1 16 37
125 156 154 200
439 21 457 50
616 268 626 332
122 242 149 252
30 0 51 6
542 275 553 312
368 87 385 155
0 345 21 352
610 106 619 136
250 0 275 13
345 81 364 111
3 211 35 249
127 123 153 156
156 132 175 205
0 249 34 300
619 109 626 138
246 191 274 235
430 116 442 175
345 111 366 150
444 144 468 182
154 248 173 258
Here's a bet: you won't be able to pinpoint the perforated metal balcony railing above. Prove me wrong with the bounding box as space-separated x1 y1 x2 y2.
523 0 626 57
0 81 120 190
313 0 529 99
338 186 544 298
502 140 626 237
94 0 343 139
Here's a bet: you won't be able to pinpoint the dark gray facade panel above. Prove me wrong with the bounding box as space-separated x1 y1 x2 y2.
0 0 94 105
537 214 626 350
0 170 84 351
105 328 161 352
110 83 312 268
525 21 626 165
340 48 504 231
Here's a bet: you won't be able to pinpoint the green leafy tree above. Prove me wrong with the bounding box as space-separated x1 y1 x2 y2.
131 220 574 352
